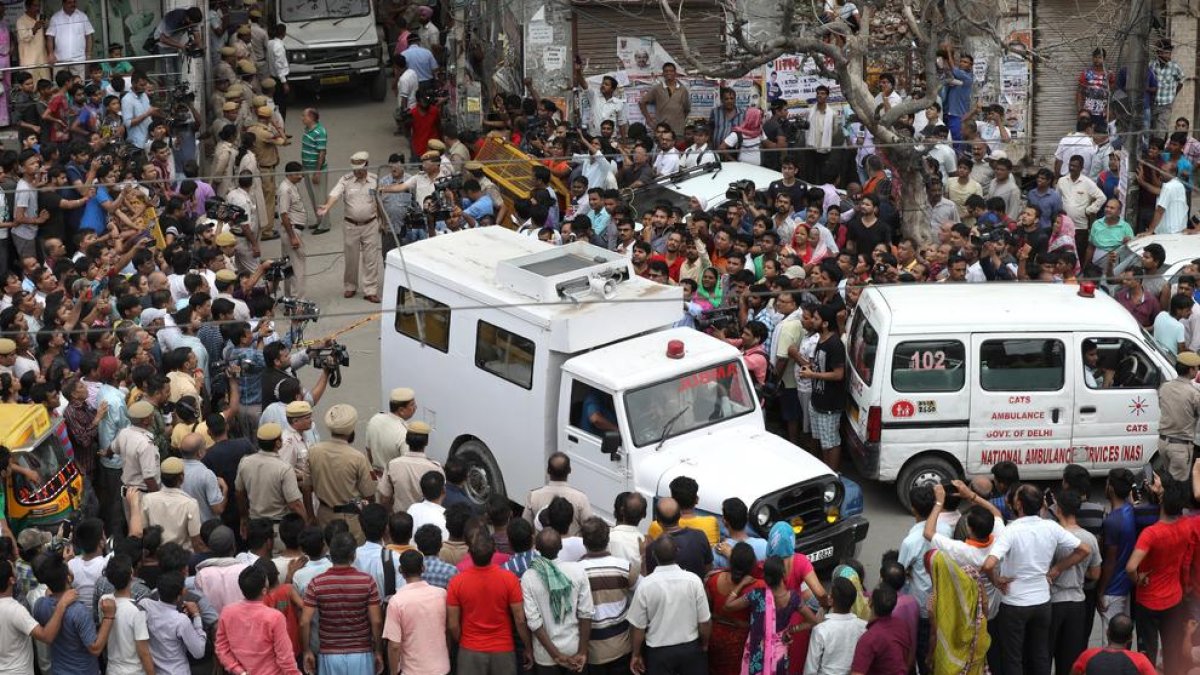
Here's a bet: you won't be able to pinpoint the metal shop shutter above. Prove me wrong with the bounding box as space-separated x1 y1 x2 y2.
1030 0 1128 167
573 2 727 77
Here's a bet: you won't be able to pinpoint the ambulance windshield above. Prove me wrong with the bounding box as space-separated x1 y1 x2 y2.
625 360 755 447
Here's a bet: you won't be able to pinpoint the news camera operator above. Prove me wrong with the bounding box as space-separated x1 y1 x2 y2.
261 339 330 408
223 320 270 429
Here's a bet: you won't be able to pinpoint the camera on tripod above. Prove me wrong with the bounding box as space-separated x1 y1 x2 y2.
265 257 294 282
278 296 319 318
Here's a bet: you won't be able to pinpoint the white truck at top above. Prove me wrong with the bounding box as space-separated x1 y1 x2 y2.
380 228 868 565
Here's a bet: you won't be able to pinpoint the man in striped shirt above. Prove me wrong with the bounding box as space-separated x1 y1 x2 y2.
301 532 384 674
300 108 330 233
577 517 639 675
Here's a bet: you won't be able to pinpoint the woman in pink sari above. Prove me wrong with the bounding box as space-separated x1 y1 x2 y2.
726 556 818 675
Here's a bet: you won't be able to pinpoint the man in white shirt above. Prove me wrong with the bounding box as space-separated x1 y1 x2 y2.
981 484 1092 675
1056 154 1106 231
577 67 627 137
266 24 290 116
803 576 866 675
45 0 94 74
627 537 711 675
654 131 681 176
1145 160 1190 235
521 528 595 670
608 492 647 570
408 470 449 539
923 481 1006 618
1053 118 1096 177
679 125 718 170
986 154 1022 219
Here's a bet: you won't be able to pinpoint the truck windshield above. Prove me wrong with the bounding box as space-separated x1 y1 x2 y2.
281 0 370 23
624 360 755 447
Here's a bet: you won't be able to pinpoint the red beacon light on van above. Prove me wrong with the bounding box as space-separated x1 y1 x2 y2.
1078 281 1096 298
666 339 686 359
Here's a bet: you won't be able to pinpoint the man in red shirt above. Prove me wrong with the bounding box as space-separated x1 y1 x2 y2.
44 70 75 145
448 530 534 675
1070 614 1156 675
409 92 442 158
1125 476 1190 672
301 532 384 674
850 583 913 675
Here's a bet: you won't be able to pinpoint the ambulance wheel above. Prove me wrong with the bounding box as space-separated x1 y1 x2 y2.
454 439 507 506
896 456 958 511
370 71 387 101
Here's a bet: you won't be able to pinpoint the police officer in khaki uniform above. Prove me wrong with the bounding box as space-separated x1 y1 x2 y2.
140 456 205 551
215 46 239 86
247 8 269 73
378 421 443 513
317 151 384 303
308 404 376 543
249 103 286 240
1156 350 1200 480
236 422 309 552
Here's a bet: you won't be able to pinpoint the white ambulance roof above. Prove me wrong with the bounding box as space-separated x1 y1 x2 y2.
564 327 742 391
384 228 681 353
863 284 1144 335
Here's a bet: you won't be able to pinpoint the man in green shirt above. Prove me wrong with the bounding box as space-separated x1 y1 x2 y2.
301 107 329 233
1086 198 1134 276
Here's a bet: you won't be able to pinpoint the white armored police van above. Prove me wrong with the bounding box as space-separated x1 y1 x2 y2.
381 228 868 565
843 283 1176 508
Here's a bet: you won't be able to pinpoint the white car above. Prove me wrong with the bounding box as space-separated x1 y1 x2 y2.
1111 233 1200 286
627 161 786 215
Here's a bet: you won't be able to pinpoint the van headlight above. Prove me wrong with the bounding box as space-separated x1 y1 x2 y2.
289 51 307 63
753 504 772 528
357 46 374 59
823 481 841 504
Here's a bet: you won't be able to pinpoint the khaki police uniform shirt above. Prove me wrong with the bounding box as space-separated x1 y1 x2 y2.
279 425 310 482
278 178 307 228
215 61 238 86
365 412 408 473
236 450 303 520
524 481 594 536
250 124 281 167
307 439 376 508
329 173 379 222
378 453 443 513
141 487 202 550
1157 376 1200 438
114 426 160 490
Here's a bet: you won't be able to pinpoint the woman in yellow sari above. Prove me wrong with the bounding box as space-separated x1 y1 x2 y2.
928 549 989 675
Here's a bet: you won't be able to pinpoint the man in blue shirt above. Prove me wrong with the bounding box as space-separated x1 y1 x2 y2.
120 71 157 148
942 48 975 143
401 33 436 91
579 389 617 436
459 179 495 227
1026 168 1063 229
1096 468 1138 630
225 321 269 418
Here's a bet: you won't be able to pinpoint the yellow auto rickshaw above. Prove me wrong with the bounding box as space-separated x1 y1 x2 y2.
0 404 82 534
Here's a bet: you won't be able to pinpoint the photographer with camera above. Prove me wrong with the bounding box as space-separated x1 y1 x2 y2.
224 320 270 427
260 339 329 409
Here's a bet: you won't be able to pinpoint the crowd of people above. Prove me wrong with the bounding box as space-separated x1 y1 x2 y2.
0 0 1198 671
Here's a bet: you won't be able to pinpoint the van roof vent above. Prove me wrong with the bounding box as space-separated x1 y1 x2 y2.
495 240 633 302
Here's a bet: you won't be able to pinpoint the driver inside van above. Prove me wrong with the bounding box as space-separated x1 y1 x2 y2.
1082 339 1111 388
579 388 618 435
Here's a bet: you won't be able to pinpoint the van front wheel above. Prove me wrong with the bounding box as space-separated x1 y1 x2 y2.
896 456 958 511
454 439 507 506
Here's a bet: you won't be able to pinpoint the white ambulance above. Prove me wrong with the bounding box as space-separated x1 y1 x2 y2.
380 228 868 565
843 283 1176 508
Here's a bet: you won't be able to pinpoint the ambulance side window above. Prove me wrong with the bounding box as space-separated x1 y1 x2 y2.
979 339 1065 391
1081 337 1159 389
394 285 451 352
891 341 965 392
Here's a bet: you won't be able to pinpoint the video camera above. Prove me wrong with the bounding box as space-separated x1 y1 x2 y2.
434 175 462 192
278 296 319 319
696 306 740 332
725 179 755 202
265 257 295 282
204 198 248 225
307 341 350 387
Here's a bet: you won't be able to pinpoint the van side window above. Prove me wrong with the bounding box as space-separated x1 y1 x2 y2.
891 341 966 392
848 310 879 385
1081 337 1160 389
475 321 535 389
569 380 617 437
979 339 1065 391
394 285 450 352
